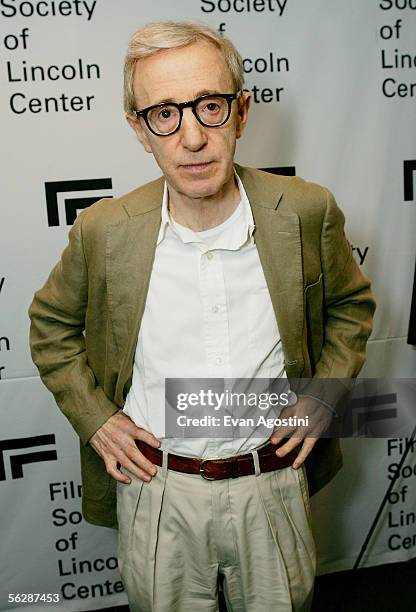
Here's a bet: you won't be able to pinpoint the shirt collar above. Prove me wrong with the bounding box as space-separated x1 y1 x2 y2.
156 171 255 247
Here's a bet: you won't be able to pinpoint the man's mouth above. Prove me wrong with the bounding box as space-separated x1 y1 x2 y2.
180 161 214 173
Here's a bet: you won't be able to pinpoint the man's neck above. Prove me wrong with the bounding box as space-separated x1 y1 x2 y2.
167 175 240 232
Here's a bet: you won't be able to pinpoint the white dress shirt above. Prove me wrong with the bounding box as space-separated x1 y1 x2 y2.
123 174 286 458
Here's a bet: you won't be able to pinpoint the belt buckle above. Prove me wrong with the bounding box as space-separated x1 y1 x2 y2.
199 459 216 481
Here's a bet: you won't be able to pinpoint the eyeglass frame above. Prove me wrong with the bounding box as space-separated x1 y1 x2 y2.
134 89 243 136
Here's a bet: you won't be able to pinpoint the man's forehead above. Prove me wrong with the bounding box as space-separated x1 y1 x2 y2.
132 40 234 106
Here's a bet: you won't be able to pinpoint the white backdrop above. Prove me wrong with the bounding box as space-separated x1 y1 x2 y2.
1 0 416 610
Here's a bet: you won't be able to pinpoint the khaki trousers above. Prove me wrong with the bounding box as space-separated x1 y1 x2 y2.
116 449 316 612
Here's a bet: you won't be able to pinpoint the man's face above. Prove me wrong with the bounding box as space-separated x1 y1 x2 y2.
127 40 251 201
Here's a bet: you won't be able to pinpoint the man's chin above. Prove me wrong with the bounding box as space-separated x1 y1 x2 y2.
173 175 225 200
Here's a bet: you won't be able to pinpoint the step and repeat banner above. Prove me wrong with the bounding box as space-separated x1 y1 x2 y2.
1 0 415 610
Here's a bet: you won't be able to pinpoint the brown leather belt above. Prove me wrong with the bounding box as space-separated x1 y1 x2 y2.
136 440 297 480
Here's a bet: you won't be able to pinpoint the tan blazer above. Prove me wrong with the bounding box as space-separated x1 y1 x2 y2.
29 165 375 528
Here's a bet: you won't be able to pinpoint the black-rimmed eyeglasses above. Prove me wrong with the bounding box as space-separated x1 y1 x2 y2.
134 90 242 136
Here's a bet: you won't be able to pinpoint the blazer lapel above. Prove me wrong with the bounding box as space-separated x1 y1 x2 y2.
235 165 305 375
106 178 163 404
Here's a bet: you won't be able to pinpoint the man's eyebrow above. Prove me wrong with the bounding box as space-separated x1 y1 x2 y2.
193 89 219 98
151 90 222 106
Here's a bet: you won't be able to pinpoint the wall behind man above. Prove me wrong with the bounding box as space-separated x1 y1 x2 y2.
0 1 415 610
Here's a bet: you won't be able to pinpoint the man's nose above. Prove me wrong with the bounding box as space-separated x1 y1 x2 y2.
179 108 208 151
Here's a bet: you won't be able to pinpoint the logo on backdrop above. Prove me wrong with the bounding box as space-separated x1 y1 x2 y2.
260 165 296 176
404 160 416 202
346 386 398 436
408 261 416 346
45 178 113 226
0 434 57 480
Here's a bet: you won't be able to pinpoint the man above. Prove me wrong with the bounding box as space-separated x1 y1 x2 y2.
29 21 375 612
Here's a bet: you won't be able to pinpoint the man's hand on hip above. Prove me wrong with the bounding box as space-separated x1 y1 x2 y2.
89 411 161 485
269 395 333 469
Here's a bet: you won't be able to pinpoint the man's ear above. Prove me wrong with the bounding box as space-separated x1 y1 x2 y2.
235 90 251 139
126 114 153 153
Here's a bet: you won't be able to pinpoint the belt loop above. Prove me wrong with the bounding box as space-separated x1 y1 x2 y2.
162 449 169 479
251 449 261 477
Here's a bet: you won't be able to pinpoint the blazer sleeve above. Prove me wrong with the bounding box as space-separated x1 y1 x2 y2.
28 209 120 446
299 188 376 416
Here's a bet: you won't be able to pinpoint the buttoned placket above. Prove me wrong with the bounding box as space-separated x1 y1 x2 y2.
168 204 254 457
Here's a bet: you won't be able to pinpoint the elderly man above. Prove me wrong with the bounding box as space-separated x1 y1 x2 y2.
29 21 375 612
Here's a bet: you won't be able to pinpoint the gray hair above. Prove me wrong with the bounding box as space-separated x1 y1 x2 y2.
123 21 245 115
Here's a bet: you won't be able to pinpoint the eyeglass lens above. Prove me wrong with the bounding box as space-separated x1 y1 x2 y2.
147 95 230 135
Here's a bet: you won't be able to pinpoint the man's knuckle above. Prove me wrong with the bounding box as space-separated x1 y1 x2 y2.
123 444 133 457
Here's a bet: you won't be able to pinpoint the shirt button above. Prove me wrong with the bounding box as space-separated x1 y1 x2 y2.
212 304 219 313
215 357 223 365
206 252 214 260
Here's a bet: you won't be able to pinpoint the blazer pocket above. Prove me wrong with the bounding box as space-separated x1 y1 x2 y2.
304 272 323 295
304 273 324 367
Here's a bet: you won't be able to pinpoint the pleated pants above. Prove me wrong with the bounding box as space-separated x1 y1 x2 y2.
116 448 316 612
